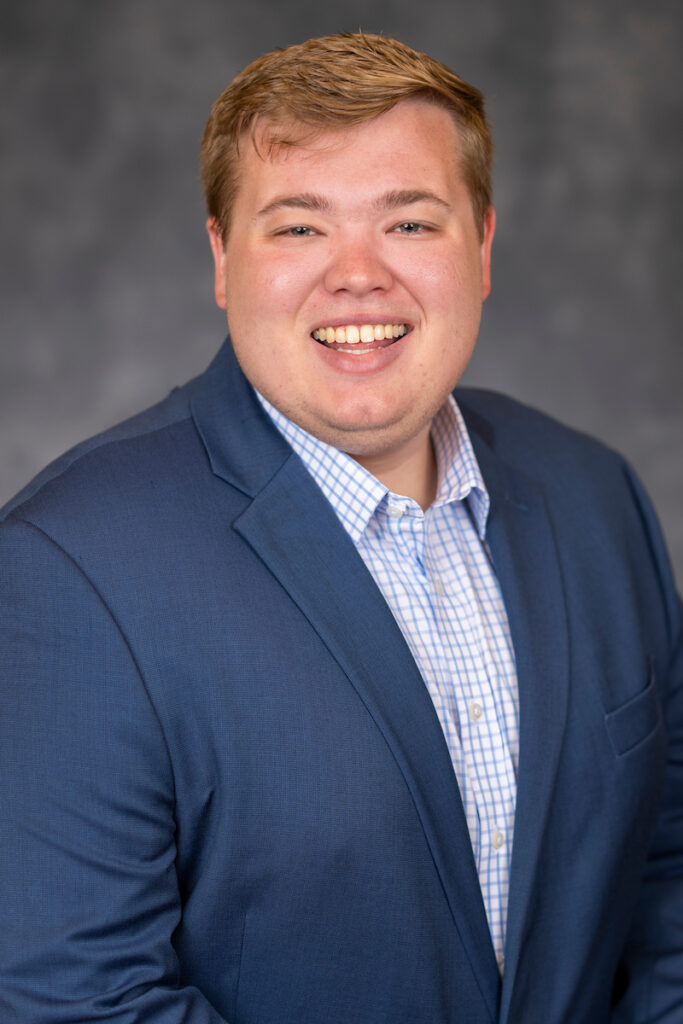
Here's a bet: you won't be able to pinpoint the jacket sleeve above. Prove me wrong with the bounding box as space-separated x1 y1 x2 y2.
0 517 230 1023
612 467 683 1023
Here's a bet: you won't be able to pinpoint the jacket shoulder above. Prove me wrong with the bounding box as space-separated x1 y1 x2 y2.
1 379 201 528
455 386 623 476
456 387 680 644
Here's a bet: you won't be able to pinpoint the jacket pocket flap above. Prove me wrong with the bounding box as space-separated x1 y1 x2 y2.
604 664 661 757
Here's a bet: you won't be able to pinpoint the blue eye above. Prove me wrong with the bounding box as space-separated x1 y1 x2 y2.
395 222 424 234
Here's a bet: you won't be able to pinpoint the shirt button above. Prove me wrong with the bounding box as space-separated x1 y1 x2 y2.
469 701 483 721
491 830 505 850
433 578 445 596
497 954 505 974
386 504 403 519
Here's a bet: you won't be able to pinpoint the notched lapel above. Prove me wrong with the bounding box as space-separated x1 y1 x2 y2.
233 452 501 1019
471 437 570 1014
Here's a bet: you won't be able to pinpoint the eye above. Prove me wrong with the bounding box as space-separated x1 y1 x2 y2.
276 225 318 237
392 221 430 235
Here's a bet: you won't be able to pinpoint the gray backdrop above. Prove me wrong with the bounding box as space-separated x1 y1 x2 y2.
2 0 681 578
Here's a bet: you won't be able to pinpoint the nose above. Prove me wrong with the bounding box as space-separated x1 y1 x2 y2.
322 236 394 296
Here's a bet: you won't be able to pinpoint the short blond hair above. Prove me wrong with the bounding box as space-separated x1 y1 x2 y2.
201 32 493 240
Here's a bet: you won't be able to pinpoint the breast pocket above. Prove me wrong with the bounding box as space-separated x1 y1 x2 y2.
604 659 662 757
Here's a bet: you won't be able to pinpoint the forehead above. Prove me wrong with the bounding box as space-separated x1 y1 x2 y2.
235 100 466 209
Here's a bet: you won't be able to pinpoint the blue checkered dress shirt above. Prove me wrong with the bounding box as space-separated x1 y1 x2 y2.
256 390 519 968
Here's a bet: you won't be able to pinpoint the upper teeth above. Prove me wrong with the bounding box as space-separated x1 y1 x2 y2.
312 323 407 344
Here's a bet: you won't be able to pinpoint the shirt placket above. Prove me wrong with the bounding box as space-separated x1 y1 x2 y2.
425 503 516 962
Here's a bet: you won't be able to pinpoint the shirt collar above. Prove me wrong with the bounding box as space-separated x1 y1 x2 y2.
431 397 490 538
255 390 490 543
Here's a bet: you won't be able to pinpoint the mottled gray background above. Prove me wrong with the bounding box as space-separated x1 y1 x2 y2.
2 0 681 578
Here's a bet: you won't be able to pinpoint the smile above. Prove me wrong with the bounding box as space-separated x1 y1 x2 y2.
312 323 409 351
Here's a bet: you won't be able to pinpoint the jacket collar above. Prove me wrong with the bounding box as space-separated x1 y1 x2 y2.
190 336 293 497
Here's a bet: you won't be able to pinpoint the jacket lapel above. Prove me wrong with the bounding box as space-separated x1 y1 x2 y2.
466 420 570 1019
191 341 501 1020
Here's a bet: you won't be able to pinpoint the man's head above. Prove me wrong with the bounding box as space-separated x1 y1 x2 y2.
201 32 492 243
203 34 495 490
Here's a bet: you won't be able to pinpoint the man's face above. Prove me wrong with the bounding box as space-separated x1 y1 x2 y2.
208 99 495 464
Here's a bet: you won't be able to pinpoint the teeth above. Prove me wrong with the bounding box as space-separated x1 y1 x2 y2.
312 323 408 343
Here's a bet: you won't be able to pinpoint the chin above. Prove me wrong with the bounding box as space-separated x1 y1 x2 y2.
312 418 419 459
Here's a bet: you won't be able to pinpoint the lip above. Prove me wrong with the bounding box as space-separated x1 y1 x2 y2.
311 326 412 375
311 316 412 328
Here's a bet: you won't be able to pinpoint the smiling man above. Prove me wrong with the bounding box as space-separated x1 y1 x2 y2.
207 97 494 507
1 33 682 1024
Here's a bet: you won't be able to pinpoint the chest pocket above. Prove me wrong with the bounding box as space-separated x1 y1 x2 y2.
604 660 662 757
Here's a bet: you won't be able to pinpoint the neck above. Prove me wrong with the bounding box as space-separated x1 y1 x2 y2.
351 426 438 511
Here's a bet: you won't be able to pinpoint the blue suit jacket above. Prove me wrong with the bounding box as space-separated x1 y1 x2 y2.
1 338 682 1023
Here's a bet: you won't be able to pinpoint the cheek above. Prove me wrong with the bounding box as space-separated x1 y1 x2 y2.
438 246 483 289
230 251 316 323
400 246 477 303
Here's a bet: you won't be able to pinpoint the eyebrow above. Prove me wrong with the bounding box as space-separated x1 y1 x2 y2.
374 189 451 213
256 193 333 218
256 189 451 219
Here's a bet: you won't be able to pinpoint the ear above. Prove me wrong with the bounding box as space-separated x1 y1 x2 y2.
206 217 228 310
480 206 496 301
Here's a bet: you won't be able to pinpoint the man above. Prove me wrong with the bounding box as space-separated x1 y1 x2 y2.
1 32 681 1024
